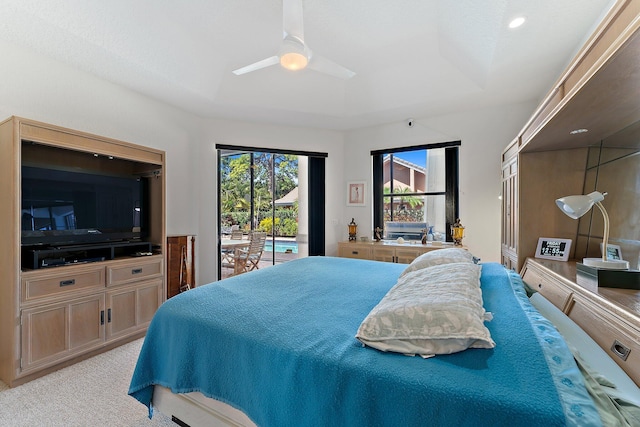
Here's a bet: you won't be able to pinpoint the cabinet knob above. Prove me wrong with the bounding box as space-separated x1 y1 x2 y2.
132 268 143 274
59 279 75 287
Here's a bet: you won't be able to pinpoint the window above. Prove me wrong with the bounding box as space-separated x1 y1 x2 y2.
372 141 460 242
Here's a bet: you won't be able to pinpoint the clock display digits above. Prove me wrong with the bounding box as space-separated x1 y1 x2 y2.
535 238 572 262
540 241 566 257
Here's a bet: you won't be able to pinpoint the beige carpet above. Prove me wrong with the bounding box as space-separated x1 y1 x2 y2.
0 338 175 427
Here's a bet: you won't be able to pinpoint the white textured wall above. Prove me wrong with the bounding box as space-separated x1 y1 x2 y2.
343 103 536 263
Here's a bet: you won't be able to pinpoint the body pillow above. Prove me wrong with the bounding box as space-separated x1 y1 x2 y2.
357 262 494 357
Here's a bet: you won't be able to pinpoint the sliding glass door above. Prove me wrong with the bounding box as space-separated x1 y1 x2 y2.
218 147 318 280
251 151 306 268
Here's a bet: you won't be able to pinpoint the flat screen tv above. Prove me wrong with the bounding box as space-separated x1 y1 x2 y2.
21 166 148 247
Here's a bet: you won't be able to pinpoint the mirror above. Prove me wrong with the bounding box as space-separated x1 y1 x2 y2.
575 120 640 268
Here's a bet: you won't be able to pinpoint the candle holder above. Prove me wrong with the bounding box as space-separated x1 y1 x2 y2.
451 218 465 246
348 218 358 241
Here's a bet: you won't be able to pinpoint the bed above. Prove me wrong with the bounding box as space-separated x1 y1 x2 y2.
129 255 640 426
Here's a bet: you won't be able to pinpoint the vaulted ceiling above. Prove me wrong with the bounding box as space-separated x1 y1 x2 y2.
0 0 615 130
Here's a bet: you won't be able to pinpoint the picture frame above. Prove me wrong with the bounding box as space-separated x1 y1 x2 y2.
600 243 623 261
347 181 365 206
535 237 572 262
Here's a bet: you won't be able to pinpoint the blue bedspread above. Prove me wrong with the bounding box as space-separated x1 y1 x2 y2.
129 257 600 426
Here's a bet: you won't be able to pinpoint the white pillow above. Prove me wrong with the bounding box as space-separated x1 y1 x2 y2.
400 247 475 277
356 262 494 357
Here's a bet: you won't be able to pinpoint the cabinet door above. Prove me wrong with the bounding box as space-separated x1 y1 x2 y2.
167 235 195 299
501 253 513 270
372 247 396 263
21 293 105 374
394 248 425 264
106 279 163 341
501 157 517 255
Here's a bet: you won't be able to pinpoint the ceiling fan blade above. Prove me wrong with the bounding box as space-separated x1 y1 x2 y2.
232 56 279 75
308 54 356 79
283 0 304 39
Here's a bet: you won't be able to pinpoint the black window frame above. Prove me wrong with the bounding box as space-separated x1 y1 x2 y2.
371 141 460 242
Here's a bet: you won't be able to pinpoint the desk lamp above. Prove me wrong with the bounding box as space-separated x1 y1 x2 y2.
555 191 629 269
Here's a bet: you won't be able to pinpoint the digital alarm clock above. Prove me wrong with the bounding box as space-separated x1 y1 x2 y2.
535 237 572 261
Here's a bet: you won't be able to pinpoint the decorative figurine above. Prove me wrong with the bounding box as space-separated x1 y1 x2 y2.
348 218 358 241
421 228 427 245
451 218 465 246
374 226 383 242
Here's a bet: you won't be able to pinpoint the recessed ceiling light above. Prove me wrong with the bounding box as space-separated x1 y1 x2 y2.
570 128 589 135
509 17 526 29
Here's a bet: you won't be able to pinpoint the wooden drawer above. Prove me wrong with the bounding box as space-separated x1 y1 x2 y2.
21 265 105 304
521 264 571 310
107 257 163 287
565 294 640 386
338 245 372 260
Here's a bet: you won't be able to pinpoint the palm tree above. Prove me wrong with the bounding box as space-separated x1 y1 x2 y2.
384 186 422 211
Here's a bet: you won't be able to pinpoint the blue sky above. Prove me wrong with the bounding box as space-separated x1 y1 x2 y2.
395 150 426 168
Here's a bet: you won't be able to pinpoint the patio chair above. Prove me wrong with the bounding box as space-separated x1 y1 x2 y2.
233 231 267 275
221 227 244 268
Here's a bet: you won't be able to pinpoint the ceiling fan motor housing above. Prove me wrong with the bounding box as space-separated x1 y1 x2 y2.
279 35 309 70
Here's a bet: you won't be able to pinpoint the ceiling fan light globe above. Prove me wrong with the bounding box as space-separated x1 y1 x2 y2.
280 52 308 70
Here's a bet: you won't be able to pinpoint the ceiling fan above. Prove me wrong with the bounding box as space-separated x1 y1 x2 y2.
232 0 355 79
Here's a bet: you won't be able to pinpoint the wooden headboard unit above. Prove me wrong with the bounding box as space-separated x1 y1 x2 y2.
501 0 640 385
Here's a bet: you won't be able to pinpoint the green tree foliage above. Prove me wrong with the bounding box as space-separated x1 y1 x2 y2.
258 217 279 234
220 155 251 212
257 216 298 237
221 152 299 236
383 186 424 222
252 153 298 200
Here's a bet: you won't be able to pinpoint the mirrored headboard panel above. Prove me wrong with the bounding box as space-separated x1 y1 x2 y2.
575 121 640 268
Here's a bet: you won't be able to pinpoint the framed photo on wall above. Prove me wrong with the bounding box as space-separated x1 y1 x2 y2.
347 181 365 206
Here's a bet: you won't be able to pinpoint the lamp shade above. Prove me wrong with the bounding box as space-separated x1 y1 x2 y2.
555 191 628 270
555 191 605 219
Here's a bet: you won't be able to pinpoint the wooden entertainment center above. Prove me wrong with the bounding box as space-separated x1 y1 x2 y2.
0 116 166 387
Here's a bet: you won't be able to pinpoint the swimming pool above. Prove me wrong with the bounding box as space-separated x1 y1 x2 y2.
264 239 298 254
